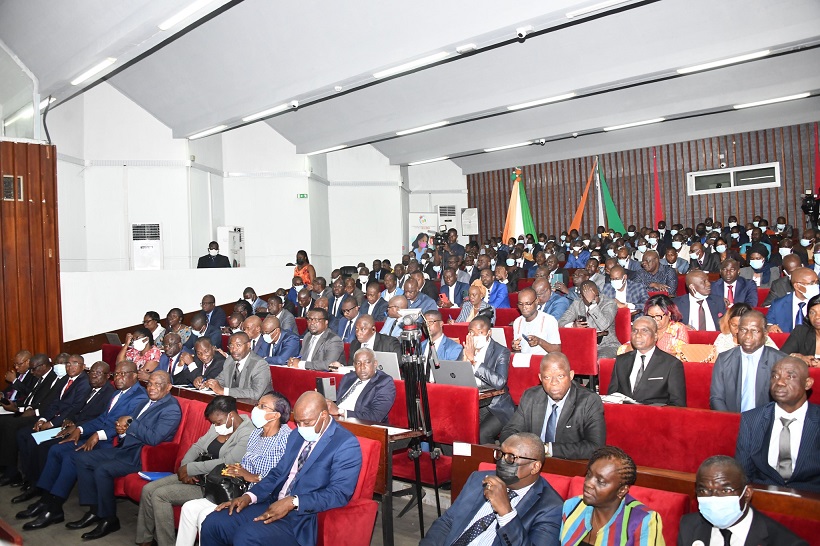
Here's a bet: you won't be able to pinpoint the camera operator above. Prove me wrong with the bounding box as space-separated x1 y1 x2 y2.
801 190 820 230
441 228 466 262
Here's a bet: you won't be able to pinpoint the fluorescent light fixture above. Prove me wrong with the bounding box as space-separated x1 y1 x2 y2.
677 50 770 74
603 117 665 131
408 156 449 166
396 121 449 136
3 98 58 127
71 58 117 85
242 104 290 122
507 92 576 111
566 0 630 18
733 92 810 110
188 125 227 139
158 0 215 30
456 43 477 54
373 52 449 79
484 141 532 153
39 98 56 111
306 145 347 156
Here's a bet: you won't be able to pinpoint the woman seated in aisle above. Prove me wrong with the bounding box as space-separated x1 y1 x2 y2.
713 236 743 264
781 294 820 367
135 395 253 546
617 294 688 359
739 246 779 288
176 392 292 546
713 302 779 355
166 307 192 345
559 446 664 546
452 284 495 325
117 326 162 379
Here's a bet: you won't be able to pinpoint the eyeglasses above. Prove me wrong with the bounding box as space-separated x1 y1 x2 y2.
306 317 326 322
737 327 763 335
695 486 742 497
113 371 137 378
342 307 358 314
646 313 666 321
492 449 538 465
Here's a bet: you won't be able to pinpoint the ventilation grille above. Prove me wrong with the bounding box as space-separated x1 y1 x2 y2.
438 205 456 217
132 223 161 241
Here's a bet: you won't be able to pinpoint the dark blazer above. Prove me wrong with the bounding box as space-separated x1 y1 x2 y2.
20 370 60 410
194 353 226 383
334 313 360 343
40 372 92 426
762 275 791 307
347 333 401 367
673 292 726 330
712 277 759 307
196 254 231 268
609 349 687 406
295 302 314 319
74 383 116 426
735 402 820 493
475 340 515 424
80 384 149 443
677 510 809 546
263 329 301 365
500 382 606 460
440 281 469 307
361 298 388 322
204 307 228 342
116 394 182 465
328 293 351 319
710 346 787 412
782 324 818 357
368 268 390 283
419 280 439 302
689 252 720 273
5 370 38 402
421 471 562 546
767 293 804 333
336 370 396 423
250 336 270 358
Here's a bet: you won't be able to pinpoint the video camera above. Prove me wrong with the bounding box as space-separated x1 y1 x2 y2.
432 225 448 248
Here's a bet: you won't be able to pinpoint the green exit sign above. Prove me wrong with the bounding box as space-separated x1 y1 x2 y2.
297 193 308 199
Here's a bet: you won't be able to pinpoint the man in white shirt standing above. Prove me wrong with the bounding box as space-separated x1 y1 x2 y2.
511 288 561 356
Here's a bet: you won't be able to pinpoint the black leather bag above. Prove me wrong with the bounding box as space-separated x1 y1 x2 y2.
202 464 249 504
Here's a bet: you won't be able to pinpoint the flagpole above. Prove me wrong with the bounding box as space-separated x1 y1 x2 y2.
594 156 605 229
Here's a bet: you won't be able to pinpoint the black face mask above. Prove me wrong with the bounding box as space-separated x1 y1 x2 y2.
296 258 305 265
495 460 521 486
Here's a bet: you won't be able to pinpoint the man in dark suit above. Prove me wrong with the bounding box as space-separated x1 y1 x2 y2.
4 350 36 403
413 270 439 302
608 317 687 406
463 316 516 444
327 280 350 320
766 267 819 334
736 357 820 493
294 288 315 319
201 391 362 546
156 332 182 374
689 242 720 272
674 270 726 331
15 361 148 531
201 293 227 340
345 314 401 367
361 282 388 321
334 299 361 343
288 309 345 371
182 338 226 387
326 348 396 423
762 254 800 306
70 371 181 539
261 316 301 365
500 353 605 459
196 241 231 268
712 258 758 307
601 265 648 315
368 259 389 282
711 311 786 412
678 455 809 546
204 333 272 400
242 315 270 358
422 432 562 546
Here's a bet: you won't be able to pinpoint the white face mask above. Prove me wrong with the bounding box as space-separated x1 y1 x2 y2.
728 222 737 228
214 415 234 436
691 252 701 261
263 332 274 344
627 231 635 237
780 247 792 257
471 334 489 351
560 235 567 241
208 249 218 256
607 249 616 257
245 298 254 305
801 239 812 247
582 239 591 246
690 289 708 301
516 258 524 267
715 245 727 253
802 283 820 300
730 233 740 240
53 364 67 378
433 265 442 272
749 259 765 269
498 278 508 284
697 487 748 529
490 259 496 268
670 229 678 236
610 279 624 291
648 238 657 246
506 258 515 267
297 414 325 442
133 338 148 352
777 224 786 231
251 406 273 428
525 244 533 251
637 245 647 253
753 221 759 227
746 230 753 238
618 258 628 267
572 246 582 253
672 241 682 250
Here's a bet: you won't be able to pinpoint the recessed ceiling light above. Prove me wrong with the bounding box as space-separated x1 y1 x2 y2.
733 92 810 110
677 50 770 74
507 92 576 111
603 117 665 131
306 145 347 156
188 125 227 140
484 141 533 153
373 52 449 79
70 58 117 86
566 0 630 18
456 43 477 54
408 156 450 166
396 121 449 136
242 104 290 122
158 0 216 30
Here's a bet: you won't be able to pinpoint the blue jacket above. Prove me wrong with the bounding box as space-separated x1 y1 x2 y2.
540 293 570 322
440 281 469 307
116 394 182 466
251 336 271 358
334 313 360 343
336 370 396 423
360 298 388 322
80 384 149 445
712 277 758 307
408 293 438 315
767 293 804 333
487 280 511 309
565 249 591 268
422 336 464 361
40 373 92 425
264 329 302 365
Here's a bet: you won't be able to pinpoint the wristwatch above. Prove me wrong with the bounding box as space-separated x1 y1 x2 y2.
291 495 299 510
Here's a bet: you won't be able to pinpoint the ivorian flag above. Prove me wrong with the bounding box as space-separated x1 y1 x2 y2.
502 167 537 242
598 159 626 233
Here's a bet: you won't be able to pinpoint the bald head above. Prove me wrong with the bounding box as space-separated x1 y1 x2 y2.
243 315 262 339
540 352 571 375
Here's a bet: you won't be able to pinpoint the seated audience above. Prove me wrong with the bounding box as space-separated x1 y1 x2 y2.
260 316 300 366
156 332 182 374
601 265 648 315
674 270 726 331
558 281 620 359
559 446 663 545
380 295 409 337
454 284 495 325
233 300 253 321
662 246 689 274
3 350 34 403
711 310 786 412
326 348 396 423
633 249 677 296
266 295 298 335
714 303 778 355
586 258 606 290
361 281 388 321
767 267 819 333
679 455 808 546
176 393 292 546
480 267 511 309
222 312 243 335
328 279 351 320
533 278 570 322
494 263 517 293
690 241 720 272
344 277 365 306
735 356 820 493
381 272 404 301
421 433 562 546
413 270 439 301
511 288 561 355
501 353 605 459
781 294 820 366
242 287 266 313
762 254 801 306
346 314 401 367
565 240 591 268
201 294 227 339
439 267 468 308
421 310 463 361
294 288 314 318
368 259 388 282
117 327 161 376
618 294 689 358
608 316 687 406
135 395 253 546
183 338 226 387
287 308 344 371
404 277 438 315
334 298 361 343
713 258 758 308
242 315 268 358
183 312 221 352
555 268 590 302
143 311 166 348
203 333 272 399
462 316 515 444
740 247 780 288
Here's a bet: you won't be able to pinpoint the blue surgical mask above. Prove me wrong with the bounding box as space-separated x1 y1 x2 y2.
53 364 67 378
637 245 647 253
715 245 727 254
672 241 682 250
749 259 765 270
697 488 747 529
506 258 515 267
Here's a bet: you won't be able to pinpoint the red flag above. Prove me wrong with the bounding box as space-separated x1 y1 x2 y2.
814 123 820 195
652 147 664 227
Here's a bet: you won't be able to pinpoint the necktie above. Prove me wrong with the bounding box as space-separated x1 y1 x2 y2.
450 490 518 546
635 354 646 389
285 441 315 496
697 301 707 331
232 363 242 387
337 380 362 405
720 528 732 546
252 339 256 351
543 404 558 443
86 388 99 404
333 299 340 316
796 302 806 327
727 285 734 304
343 321 353 341
740 355 756 412
109 391 122 411
61 378 74 398
777 417 796 480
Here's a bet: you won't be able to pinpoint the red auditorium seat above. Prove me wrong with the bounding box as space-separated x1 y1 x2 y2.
686 330 719 345
506 354 542 405
558 328 598 384
757 287 770 303
295 317 307 335
508 292 518 308
614 307 632 345
494 307 521 327
676 274 687 296
440 308 460 321
517 278 534 289
768 332 788 347
102 343 120 366
754 306 770 316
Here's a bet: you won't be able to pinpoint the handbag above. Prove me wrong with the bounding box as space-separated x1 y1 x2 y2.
202 464 249 504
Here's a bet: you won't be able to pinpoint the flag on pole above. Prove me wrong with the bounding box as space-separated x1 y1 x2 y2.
569 163 596 233
598 161 626 234
502 168 537 242
652 147 664 227
594 157 606 228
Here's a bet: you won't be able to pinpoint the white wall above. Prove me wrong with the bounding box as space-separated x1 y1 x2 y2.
406 160 470 244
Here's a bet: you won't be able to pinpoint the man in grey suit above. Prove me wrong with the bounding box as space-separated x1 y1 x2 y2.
266 295 298 335
558 281 620 359
286 308 344 371
711 311 786 412
203 332 272 400
500 353 605 459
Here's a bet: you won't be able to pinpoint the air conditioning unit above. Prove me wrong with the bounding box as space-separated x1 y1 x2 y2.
131 223 162 270
437 204 457 231
217 226 246 268
461 207 479 235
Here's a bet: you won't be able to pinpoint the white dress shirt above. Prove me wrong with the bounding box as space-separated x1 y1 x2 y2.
461 482 534 546
687 294 716 330
708 507 753 546
767 400 808 470
630 346 656 390
224 353 250 396
337 377 371 414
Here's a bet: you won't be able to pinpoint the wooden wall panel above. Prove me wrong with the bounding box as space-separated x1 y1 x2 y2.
468 123 817 242
0 141 62 379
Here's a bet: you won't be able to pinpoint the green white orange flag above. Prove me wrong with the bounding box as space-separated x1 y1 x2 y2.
598 159 626 233
502 167 537 242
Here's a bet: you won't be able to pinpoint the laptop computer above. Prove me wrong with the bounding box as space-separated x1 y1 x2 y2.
373 351 402 380
432 360 488 390
104 332 122 345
